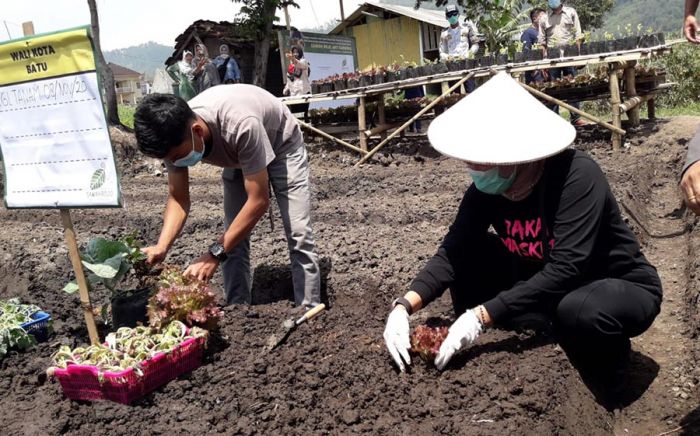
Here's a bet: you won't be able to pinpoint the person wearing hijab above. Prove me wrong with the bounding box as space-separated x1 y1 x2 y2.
283 46 311 122
213 44 242 84
383 73 662 406
193 43 221 93
166 50 197 101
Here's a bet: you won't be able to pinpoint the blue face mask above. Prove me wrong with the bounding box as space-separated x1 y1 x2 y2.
173 126 204 167
548 0 561 9
447 15 459 26
469 167 517 195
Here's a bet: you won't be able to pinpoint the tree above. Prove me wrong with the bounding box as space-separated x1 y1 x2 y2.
232 0 299 87
87 0 120 126
415 0 614 30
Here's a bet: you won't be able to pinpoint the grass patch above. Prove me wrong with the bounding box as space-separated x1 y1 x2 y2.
118 105 135 129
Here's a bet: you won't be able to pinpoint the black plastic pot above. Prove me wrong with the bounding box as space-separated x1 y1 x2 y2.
514 52 525 63
623 36 637 50
604 40 616 53
526 49 542 61
111 288 151 329
374 72 385 84
456 59 467 70
359 75 373 87
579 44 589 56
656 32 666 45
563 45 578 57
434 62 449 74
311 83 321 94
321 82 333 93
405 66 418 78
547 47 561 59
384 71 396 82
446 60 459 72
495 54 508 65
347 77 360 89
333 79 346 91
465 59 476 69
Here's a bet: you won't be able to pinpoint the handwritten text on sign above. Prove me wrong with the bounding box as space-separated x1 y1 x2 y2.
0 27 120 208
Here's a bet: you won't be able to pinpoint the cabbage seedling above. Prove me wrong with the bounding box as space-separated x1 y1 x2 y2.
410 324 449 362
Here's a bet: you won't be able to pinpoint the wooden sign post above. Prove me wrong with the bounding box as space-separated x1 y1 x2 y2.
0 24 123 345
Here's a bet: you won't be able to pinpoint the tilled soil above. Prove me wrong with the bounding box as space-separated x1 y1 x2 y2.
1 118 700 435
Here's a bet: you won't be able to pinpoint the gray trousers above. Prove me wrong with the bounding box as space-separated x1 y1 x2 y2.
222 144 321 307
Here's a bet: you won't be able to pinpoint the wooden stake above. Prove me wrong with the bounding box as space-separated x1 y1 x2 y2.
296 118 368 155
647 97 656 120
377 97 387 140
60 209 100 345
624 61 640 126
283 6 291 31
358 96 367 152
355 73 475 167
519 81 625 135
609 66 623 149
21 21 35 36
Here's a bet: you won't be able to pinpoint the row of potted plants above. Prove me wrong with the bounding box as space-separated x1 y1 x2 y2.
308 94 465 125
309 33 667 95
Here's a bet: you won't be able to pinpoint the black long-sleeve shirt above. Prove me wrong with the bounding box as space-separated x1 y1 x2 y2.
411 149 660 322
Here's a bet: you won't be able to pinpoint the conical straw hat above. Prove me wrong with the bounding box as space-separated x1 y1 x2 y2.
427 72 576 165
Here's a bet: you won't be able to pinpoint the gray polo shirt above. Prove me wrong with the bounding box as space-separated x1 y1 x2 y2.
172 84 303 174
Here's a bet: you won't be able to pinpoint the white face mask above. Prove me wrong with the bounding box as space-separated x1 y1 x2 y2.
172 126 204 167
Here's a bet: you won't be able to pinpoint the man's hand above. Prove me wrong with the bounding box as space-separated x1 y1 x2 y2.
383 306 411 372
434 310 483 371
142 246 167 265
686 14 700 43
682 161 700 214
184 253 220 282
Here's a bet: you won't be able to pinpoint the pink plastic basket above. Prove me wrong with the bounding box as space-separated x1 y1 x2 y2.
52 335 206 404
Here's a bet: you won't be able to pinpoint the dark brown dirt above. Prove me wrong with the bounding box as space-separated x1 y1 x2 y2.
1 117 699 435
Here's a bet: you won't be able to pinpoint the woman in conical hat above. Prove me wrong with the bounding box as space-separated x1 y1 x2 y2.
384 73 662 404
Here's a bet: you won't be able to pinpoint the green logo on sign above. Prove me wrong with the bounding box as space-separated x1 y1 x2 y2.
90 168 106 190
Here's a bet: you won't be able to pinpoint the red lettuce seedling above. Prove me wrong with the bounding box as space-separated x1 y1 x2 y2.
147 267 222 330
410 324 449 362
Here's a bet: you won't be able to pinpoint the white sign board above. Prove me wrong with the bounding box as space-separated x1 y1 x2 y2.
0 27 121 209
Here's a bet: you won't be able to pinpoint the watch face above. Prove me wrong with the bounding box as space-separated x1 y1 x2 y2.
209 243 225 257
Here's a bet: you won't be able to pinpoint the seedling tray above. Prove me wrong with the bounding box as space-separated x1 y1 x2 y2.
20 311 51 342
52 334 206 404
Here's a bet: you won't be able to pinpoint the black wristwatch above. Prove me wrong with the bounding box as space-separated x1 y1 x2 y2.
392 297 413 315
208 242 228 261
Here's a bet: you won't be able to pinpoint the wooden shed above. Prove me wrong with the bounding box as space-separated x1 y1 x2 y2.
329 1 448 70
164 20 285 96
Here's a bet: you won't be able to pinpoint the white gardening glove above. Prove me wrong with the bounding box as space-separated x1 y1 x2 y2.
383 307 411 372
434 310 482 371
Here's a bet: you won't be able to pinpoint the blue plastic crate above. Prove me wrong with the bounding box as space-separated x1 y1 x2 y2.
20 311 51 342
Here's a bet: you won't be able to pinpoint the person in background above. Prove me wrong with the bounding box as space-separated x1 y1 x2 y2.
685 0 700 43
213 44 242 84
521 7 547 85
404 86 425 133
193 43 221 93
133 86 322 308
166 50 197 101
538 0 588 126
440 5 479 93
383 73 661 408
680 0 700 213
283 46 311 123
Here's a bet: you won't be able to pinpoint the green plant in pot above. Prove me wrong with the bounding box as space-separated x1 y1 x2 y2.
63 233 157 328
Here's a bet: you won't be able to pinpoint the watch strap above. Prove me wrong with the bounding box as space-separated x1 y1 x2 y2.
392 297 413 315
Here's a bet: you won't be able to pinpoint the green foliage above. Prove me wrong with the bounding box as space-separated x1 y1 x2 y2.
118 105 135 129
602 0 684 34
63 234 147 295
232 0 299 39
104 42 172 81
0 299 41 360
651 44 700 108
477 0 532 55
566 0 615 30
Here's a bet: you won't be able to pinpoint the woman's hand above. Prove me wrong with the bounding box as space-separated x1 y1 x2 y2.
434 310 483 371
383 306 412 372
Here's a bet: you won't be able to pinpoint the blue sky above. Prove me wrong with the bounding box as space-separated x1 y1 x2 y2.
0 0 363 50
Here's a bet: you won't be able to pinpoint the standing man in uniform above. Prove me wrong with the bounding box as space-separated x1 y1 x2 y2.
134 85 321 308
439 5 480 92
538 0 588 126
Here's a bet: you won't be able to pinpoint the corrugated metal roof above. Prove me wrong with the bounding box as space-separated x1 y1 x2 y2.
330 1 447 34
